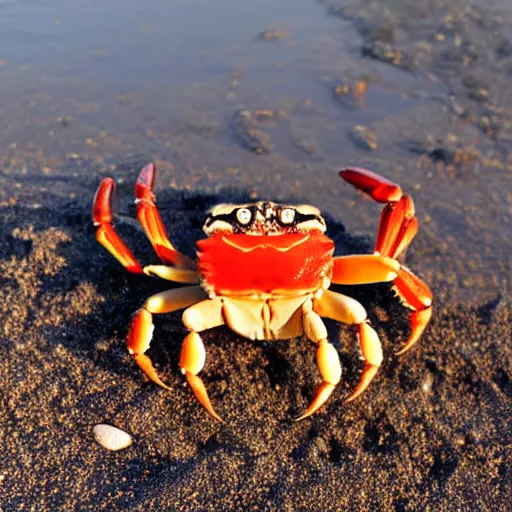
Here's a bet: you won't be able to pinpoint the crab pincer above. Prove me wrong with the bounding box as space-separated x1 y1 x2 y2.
135 163 196 270
92 178 144 274
340 167 433 355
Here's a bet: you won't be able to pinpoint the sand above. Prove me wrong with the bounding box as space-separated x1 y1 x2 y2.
0 182 509 511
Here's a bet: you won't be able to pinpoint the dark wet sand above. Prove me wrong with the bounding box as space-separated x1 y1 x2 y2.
1 0 511 510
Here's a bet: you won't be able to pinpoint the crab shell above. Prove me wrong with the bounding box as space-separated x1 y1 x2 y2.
195 232 334 340
197 232 333 297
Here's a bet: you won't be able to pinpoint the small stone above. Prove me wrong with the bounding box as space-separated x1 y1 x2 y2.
93 424 133 451
462 75 484 90
362 40 414 69
333 77 370 108
421 372 434 393
496 39 512 59
57 115 72 127
400 138 431 155
231 109 273 153
467 87 489 103
257 30 287 41
348 125 378 150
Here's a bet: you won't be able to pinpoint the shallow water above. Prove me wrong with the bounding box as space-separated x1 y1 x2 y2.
1 0 341 86
0 0 417 157
0 0 510 303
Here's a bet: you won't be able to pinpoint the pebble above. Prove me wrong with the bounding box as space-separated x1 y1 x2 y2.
348 125 378 150
362 40 414 69
257 30 287 41
333 77 369 108
421 372 434 393
93 424 133 451
231 109 273 153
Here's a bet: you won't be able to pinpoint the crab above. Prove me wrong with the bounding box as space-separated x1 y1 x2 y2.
92 163 432 422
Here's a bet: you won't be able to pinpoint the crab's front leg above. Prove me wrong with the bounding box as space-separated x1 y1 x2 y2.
93 178 144 274
135 163 196 270
127 285 207 390
93 165 198 276
339 167 433 353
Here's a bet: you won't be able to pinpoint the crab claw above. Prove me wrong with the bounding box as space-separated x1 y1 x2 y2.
92 178 144 274
135 163 196 270
394 267 433 354
339 166 433 355
340 167 402 203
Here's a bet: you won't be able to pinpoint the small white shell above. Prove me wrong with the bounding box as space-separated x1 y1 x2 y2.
93 424 133 451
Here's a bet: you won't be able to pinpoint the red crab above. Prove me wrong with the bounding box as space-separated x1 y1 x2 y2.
93 164 432 422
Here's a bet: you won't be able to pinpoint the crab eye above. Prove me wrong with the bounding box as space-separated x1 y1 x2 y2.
236 208 252 225
279 208 295 225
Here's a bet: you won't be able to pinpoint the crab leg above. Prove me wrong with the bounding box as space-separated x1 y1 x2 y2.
347 322 383 402
143 265 200 284
296 303 341 421
340 167 433 353
374 195 418 260
135 163 196 270
340 167 415 259
93 178 144 274
393 266 433 354
127 286 207 390
340 167 402 203
331 254 399 285
181 298 225 422
313 290 383 403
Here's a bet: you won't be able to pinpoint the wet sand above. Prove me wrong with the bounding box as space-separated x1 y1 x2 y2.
0 0 511 510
